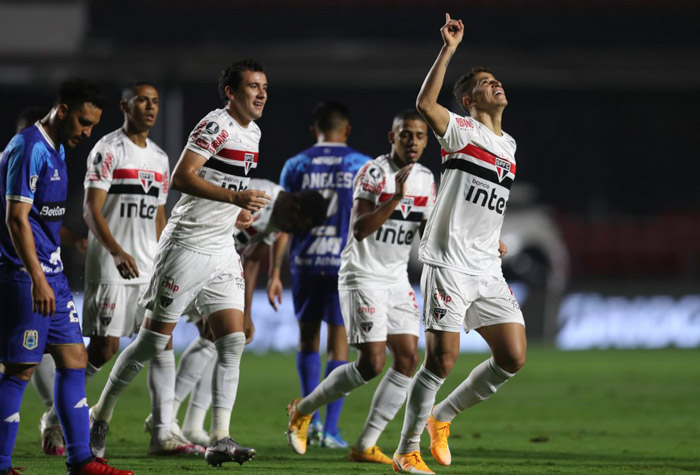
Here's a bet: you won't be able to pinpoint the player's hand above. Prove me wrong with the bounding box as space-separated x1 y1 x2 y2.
393 164 414 200
267 276 283 311
112 248 140 279
243 317 255 344
75 237 88 255
441 13 464 48
236 209 254 229
31 276 55 317
498 239 508 258
233 189 270 212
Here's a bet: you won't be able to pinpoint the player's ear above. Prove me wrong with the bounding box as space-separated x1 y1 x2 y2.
55 103 69 120
119 100 128 114
310 125 319 140
388 130 395 145
224 85 235 102
345 123 351 138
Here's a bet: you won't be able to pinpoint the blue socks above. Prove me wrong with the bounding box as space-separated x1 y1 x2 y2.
0 375 28 471
323 360 347 436
297 350 322 425
54 368 92 466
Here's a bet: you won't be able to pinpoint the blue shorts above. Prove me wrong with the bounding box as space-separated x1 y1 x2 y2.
0 272 83 364
290 272 344 326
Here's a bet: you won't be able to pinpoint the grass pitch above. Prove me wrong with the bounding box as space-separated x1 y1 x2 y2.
11 347 700 474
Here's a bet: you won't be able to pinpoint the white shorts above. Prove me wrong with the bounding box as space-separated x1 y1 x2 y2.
339 281 420 345
421 264 525 333
82 282 148 337
139 239 245 323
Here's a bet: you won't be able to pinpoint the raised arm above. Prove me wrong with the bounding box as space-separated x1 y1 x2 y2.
416 13 465 137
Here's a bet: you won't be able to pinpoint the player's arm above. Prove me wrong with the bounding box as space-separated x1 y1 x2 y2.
352 164 413 241
83 187 139 279
242 243 268 344
499 239 508 258
59 225 87 254
416 13 465 137
170 149 270 212
267 232 288 311
5 200 55 316
155 205 166 240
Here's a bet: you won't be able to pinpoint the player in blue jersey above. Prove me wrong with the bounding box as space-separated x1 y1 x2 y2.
280 101 371 448
0 79 133 475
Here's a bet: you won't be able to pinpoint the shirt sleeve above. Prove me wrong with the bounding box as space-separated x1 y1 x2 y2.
353 161 385 205
84 141 117 191
280 156 300 192
185 115 227 160
434 112 476 154
423 172 437 220
158 152 170 206
5 136 42 204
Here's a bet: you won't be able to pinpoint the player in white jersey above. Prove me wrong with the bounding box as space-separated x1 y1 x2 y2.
286 110 436 464
89 60 272 468
391 15 526 475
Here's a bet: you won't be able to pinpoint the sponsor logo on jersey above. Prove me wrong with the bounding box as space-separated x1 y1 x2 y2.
209 130 229 153
29 175 38 192
360 321 374 333
120 199 157 219
312 156 343 165
494 158 511 182
39 205 66 218
464 185 507 215
374 223 416 245
455 117 474 129
433 307 447 320
399 196 414 219
23 330 38 350
358 305 375 315
4 413 20 423
50 168 61 181
243 153 255 175
162 276 179 292
139 170 155 193
205 121 220 135
159 295 173 307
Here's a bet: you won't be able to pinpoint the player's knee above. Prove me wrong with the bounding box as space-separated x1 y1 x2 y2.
357 351 385 380
425 352 456 379
495 350 526 374
394 351 420 376
87 342 116 367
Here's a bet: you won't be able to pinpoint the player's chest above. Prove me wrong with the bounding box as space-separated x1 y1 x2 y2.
35 159 67 201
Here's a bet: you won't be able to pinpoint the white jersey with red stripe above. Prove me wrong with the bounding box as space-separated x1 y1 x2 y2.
233 178 283 253
339 154 436 289
164 108 261 255
84 129 170 284
419 111 517 276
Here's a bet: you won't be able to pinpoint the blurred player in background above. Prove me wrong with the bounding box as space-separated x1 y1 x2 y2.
392 14 526 474
280 101 371 448
0 78 134 475
89 60 271 468
287 110 436 463
168 179 328 446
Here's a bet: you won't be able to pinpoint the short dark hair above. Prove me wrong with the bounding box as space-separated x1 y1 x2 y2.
297 190 329 226
121 81 157 102
312 101 349 134
453 66 492 111
55 78 107 110
16 106 47 133
392 109 426 127
218 59 265 101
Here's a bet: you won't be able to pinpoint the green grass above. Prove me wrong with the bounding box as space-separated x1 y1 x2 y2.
10 348 700 474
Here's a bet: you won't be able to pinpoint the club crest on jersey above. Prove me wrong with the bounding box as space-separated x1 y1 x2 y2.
399 197 414 219
243 153 255 175
361 321 374 333
433 307 447 321
494 158 511 182
139 171 156 193
23 330 38 350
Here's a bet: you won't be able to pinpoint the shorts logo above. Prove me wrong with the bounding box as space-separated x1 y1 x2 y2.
361 321 374 333
433 308 447 320
29 175 38 192
23 330 39 350
399 197 414 219
243 153 255 175
139 170 155 193
358 305 375 315
99 316 112 327
495 158 511 182
434 290 452 304
159 295 173 307
162 276 179 292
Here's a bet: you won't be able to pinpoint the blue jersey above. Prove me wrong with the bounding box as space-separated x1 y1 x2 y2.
0 124 67 276
280 142 370 276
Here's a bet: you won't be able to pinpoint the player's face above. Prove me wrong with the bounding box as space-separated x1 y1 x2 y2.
124 85 159 131
468 72 507 109
389 119 429 165
229 71 268 122
58 102 102 148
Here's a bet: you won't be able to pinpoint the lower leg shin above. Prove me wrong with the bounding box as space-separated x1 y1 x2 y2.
397 366 445 454
209 332 245 443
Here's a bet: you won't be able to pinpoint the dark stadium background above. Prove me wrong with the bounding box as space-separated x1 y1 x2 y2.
1 0 699 347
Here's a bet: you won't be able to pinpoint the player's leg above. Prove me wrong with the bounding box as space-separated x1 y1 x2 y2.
82 282 124 385
182 354 215 446
31 352 64 456
0 363 35 472
85 336 119 383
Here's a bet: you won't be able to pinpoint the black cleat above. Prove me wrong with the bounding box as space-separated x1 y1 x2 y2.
205 437 256 466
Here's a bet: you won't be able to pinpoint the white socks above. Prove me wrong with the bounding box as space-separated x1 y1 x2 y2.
84 362 101 385
32 354 58 424
148 349 176 440
183 360 214 434
209 332 245 443
397 366 445 454
355 368 412 451
92 327 170 422
297 361 366 416
432 357 514 423
172 337 216 421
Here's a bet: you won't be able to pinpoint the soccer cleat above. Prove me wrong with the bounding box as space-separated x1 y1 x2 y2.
182 428 210 447
204 437 256 466
67 457 134 475
89 409 109 458
392 451 435 474
286 398 311 455
321 432 349 448
39 410 65 456
427 413 452 466
307 419 323 446
348 445 392 464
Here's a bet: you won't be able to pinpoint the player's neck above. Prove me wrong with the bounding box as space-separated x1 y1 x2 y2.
226 105 252 128
471 109 504 136
390 152 409 169
38 117 61 150
315 132 347 144
122 123 149 148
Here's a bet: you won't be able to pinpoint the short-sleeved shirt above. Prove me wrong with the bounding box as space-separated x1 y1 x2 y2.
233 178 283 253
419 112 517 276
0 123 67 277
164 108 261 255
280 143 370 276
339 155 436 289
84 129 170 284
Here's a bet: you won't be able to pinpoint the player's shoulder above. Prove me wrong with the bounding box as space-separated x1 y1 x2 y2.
450 112 479 132
365 154 390 173
145 137 168 160
94 129 125 149
342 147 372 169
412 161 433 176
500 130 517 149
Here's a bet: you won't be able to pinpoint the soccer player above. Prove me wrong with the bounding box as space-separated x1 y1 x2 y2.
287 110 436 464
280 101 372 448
390 14 527 474
0 78 134 475
88 60 271 468
169 179 328 446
